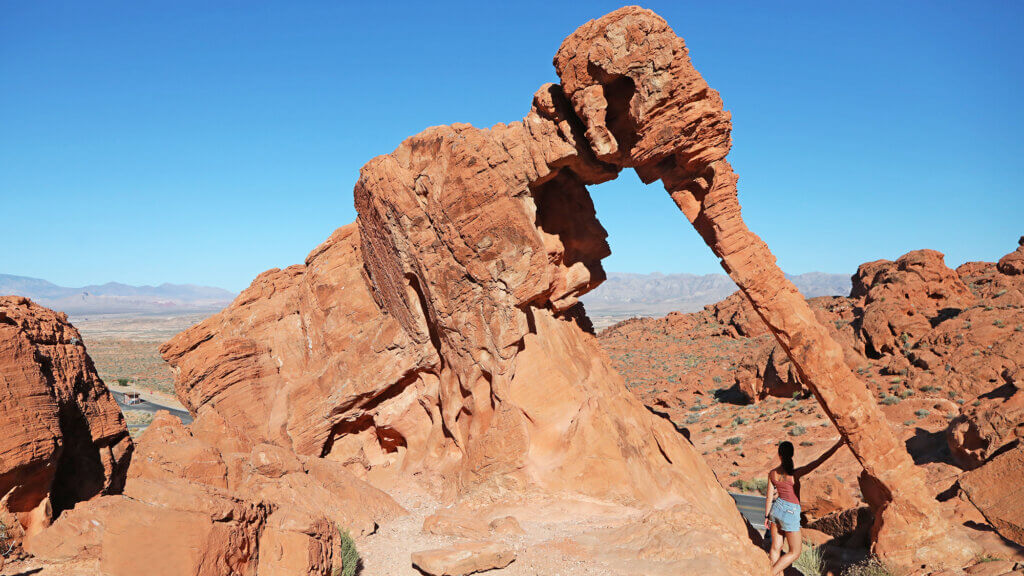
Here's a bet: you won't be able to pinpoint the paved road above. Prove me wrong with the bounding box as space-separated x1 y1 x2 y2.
731 492 767 527
113 390 193 425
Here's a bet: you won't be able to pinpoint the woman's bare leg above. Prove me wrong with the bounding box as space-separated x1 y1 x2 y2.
768 521 784 571
772 530 802 576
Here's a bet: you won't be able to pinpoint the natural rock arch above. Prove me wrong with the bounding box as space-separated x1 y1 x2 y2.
156 7 978 573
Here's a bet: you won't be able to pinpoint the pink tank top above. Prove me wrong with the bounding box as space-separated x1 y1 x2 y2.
771 471 800 504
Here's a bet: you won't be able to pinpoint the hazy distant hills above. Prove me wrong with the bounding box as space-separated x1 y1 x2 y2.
0 274 236 315
581 271 851 320
1 270 849 319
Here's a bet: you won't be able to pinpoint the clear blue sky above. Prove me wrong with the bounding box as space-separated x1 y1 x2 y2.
2 1 1021 292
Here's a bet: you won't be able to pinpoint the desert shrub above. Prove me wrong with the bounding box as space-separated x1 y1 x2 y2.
725 437 741 446
799 441 814 447
116 378 130 386
730 478 769 495
784 400 799 410
842 557 899 576
793 543 825 575
879 395 900 405
333 528 359 576
123 410 155 428
0 518 17 558
903 420 914 426
993 319 1005 327
788 426 807 437
684 414 700 424
733 416 749 426
914 409 930 418
919 385 940 393
897 388 913 399
783 420 796 428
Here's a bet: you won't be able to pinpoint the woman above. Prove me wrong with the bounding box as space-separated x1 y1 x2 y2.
764 437 845 576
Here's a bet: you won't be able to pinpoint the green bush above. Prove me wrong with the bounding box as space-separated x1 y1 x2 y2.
914 409 930 418
783 420 796 428
793 543 825 575
724 436 741 446
116 378 130 386
334 528 359 576
730 478 768 495
788 426 807 437
879 395 900 405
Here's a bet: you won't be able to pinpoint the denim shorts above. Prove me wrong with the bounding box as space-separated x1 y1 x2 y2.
769 499 802 532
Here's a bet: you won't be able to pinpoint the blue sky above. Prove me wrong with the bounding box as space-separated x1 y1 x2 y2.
2 1 1021 292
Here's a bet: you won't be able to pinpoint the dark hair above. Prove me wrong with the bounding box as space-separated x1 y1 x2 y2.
778 441 795 475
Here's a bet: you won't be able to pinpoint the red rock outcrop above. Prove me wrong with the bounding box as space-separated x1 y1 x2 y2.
27 411 402 575
0 296 132 542
553 8 977 570
854 250 976 358
948 374 1024 470
960 443 1024 547
997 237 1024 276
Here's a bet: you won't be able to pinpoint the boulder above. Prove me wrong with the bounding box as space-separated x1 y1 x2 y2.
960 443 1024 547
411 541 515 576
0 296 132 541
996 237 1024 276
800 474 858 522
948 376 1024 470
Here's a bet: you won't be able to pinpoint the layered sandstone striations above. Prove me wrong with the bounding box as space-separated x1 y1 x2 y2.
0 296 132 542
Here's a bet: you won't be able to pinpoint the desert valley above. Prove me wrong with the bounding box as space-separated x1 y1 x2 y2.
1 6 1022 576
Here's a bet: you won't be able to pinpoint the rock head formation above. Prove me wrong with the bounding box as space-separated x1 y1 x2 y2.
9 6 1010 575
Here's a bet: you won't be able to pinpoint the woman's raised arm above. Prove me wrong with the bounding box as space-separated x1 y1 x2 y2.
795 437 845 477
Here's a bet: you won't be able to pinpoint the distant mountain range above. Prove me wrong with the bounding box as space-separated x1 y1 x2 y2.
1 270 849 319
581 271 851 320
0 274 236 315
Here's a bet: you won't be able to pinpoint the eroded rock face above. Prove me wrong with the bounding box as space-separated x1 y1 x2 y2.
854 250 976 358
552 8 978 569
157 9 774 573
145 6 1000 572
960 443 1024 547
27 412 401 575
0 296 132 541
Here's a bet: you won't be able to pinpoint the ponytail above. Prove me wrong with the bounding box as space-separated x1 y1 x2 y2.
779 441 795 476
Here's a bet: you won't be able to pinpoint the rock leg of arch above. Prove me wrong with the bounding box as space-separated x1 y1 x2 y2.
555 6 979 571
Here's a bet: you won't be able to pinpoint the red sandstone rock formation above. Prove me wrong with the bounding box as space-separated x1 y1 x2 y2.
411 541 515 576
27 411 403 575
997 237 1024 276
552 10 979 569
153 9 790 574
960 443 1024 547
0 296 132 542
